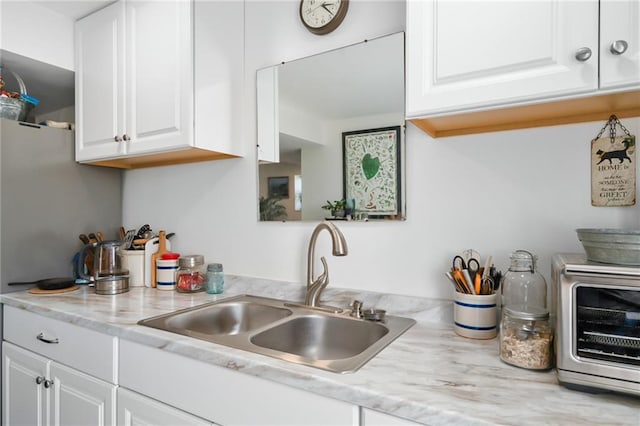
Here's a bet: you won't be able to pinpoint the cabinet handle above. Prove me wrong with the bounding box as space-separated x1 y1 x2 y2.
575 47 592 62
122 134 130 141
610 40 628 55
114 135 123 142
35 376 45 385
44 379 54 389
36 332 59 344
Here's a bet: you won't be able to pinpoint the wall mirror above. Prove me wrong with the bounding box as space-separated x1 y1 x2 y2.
257 32 405 222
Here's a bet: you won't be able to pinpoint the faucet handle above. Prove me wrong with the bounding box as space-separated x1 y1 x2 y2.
350 300 363 318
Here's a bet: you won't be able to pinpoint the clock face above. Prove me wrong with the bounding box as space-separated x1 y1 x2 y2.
299 0 349 35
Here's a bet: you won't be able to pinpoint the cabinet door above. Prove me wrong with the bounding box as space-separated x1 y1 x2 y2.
125 0 193 155
600 0 640 90
2 342 49 426
49 362 116 426
75 1 126 162
362 408 422 426
406 0 599 117
117 388 212 426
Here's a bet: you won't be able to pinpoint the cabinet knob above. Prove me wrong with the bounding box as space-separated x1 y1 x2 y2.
575 47 592 62
122 134 130 141
44 379 54 389
35 376 45 385
114 135 123 142
610 40 628 55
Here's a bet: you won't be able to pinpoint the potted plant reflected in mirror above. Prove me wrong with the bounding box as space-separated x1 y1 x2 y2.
322 199 348 219
259 195 288 221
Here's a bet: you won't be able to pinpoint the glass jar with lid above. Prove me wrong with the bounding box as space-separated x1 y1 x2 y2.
500 305 553 370
501 250 547 310
176 255 206 292
205 263 224 294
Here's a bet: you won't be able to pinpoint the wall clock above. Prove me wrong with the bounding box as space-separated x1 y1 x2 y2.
299 0 349 35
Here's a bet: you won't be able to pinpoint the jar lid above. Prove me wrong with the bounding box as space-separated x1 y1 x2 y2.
161 252 180 260
179 255 204 268
504 305 549 321
207 263 223 272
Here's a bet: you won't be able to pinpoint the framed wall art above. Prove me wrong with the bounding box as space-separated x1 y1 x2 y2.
267 176 289 198
342 126 402 218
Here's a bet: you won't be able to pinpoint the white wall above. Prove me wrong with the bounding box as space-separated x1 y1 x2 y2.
0 1 74 70
122 0 640 300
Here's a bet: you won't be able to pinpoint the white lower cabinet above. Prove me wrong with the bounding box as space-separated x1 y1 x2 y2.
119 339 359 426
3 342 116 426
362 408 423 426
117 388 213 426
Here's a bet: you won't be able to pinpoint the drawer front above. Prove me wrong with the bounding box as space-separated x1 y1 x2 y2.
3 305 117 384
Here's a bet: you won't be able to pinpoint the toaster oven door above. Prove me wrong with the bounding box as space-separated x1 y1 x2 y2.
575 285 640 367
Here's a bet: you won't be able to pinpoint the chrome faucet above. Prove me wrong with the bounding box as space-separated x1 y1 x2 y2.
305 221 348 307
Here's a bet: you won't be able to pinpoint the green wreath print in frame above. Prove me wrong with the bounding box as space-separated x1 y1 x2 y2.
342 126 402 218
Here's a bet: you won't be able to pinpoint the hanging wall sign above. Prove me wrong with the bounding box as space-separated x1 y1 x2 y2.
591 115 636 207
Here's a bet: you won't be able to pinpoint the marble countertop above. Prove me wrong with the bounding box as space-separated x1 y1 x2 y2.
1 276 638 425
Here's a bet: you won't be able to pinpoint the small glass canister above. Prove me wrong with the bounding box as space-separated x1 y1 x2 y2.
205 263 224 294
500 305 553 370
176 255 206 293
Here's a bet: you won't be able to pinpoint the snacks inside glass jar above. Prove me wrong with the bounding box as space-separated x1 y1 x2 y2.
176 255 206 292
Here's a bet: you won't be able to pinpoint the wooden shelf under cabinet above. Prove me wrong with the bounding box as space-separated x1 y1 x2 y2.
82 147 238 169
410 90 640 138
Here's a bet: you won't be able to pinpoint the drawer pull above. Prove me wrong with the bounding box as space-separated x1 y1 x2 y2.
44 379 54 389
35 376 45 385
36 333 59 344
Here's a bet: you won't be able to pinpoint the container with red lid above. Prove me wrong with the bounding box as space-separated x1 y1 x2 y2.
176 255 206 292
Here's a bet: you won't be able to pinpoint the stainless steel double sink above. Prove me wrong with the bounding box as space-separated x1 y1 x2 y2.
138 294 415 373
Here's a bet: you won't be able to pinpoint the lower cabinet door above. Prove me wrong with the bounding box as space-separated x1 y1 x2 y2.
49 362 117 426
362 408 422 426
3 342 49 426
117 388 213 426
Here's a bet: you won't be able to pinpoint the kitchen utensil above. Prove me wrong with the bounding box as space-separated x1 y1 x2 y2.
150 230 168 288
8 277 75 290
576 228 640 265
88 233 98 243
123 229 136 250
136 224 151 239
77 240 129 295
119 226 126 241
96 231 105 242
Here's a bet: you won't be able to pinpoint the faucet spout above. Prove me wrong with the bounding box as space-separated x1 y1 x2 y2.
305 221 348 307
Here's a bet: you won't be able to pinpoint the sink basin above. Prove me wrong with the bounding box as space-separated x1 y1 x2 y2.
138 294 415 373
251 315 388 360
140 298 292 336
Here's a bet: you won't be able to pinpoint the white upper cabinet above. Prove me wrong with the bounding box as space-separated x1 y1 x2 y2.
599 0 640 90
75 1 125 160
124 0 193 156
406 0 599 117
75 0 243 168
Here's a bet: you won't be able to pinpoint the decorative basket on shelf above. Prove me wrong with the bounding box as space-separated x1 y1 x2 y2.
0 69 37 122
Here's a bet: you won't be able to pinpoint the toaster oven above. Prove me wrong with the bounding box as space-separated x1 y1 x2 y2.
553 254 640 396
